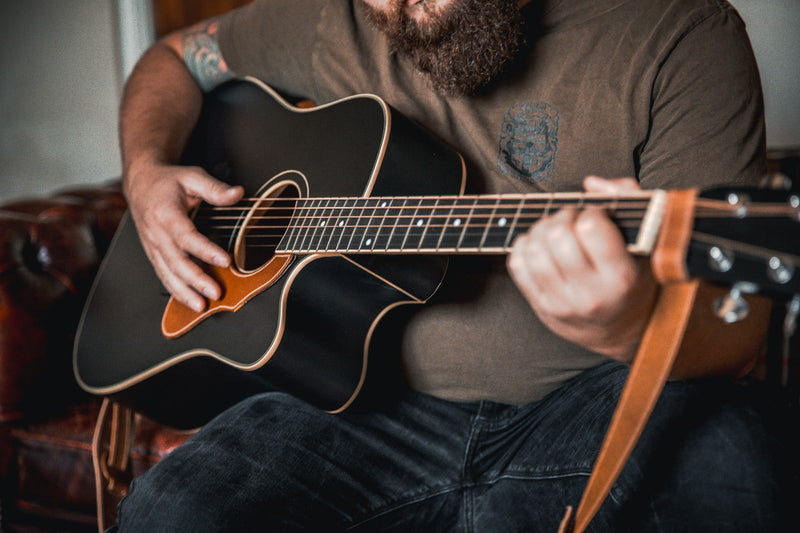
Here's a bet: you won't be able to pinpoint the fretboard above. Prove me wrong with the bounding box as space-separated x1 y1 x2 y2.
275 191 665 255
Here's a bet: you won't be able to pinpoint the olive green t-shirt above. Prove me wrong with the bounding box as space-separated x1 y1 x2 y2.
218 0 766 404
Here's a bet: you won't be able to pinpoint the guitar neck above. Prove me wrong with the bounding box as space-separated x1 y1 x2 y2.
274 190 667 255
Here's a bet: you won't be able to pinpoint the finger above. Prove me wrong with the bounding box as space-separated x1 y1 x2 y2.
583 175 641 194
508 211 583 314
539 208 594 281
508 232 553 312
167 234 223 297
575 208 639 289
146 185 232 270
151 247 209 313
181 168 244 207
145 207 225 307
508 231 548 294
176 171 243 267
175 219 231 269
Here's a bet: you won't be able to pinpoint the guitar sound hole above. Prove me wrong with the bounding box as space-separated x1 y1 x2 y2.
235 182 299 272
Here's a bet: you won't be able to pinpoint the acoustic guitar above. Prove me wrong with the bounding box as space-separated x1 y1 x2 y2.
73 77 800 429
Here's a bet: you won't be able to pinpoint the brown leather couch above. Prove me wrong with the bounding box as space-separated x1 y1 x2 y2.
0 183 190 532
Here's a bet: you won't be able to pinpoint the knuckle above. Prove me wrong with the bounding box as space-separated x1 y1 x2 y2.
176 229 196 250
151 208 171 227
575 209 599 232
544 224 570 250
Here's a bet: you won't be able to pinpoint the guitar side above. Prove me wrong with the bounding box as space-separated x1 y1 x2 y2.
73 78 465 429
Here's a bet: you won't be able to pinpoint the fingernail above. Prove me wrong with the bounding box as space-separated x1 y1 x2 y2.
584 175 603 188
203 285 219 300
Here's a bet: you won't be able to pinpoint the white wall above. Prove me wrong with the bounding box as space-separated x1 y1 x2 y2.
730 0 800 151
0 1 125 202
0 1 797 204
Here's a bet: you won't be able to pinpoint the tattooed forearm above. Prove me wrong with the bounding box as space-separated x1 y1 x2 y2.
182 19 234 92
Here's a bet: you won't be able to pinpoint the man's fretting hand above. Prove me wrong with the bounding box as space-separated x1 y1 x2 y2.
507 176 658 362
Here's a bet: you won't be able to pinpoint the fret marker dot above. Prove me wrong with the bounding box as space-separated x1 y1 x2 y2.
319 221 326 227
381 201 388 208
453 219 461 227
416 219 424 227
366 238 372 246
338 221 344 227
498 217 507 227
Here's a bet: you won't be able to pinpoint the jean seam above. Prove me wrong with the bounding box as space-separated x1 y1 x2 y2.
488 469 626 506
343 483 465 531
460 402 492 533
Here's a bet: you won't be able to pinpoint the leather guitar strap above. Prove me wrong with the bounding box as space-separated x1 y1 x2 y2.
92 398 134 533
559 189 699 533
559 279 699 533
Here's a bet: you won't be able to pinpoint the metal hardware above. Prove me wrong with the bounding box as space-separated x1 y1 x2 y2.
767 256 794 285
726 192 749 218
713 282 757 323
708 246 734 273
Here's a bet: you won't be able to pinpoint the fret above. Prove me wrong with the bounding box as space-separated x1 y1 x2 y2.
438 198 472 251
476 197 498 250
386 199 416 251
503 195 526 248
332 198 358 252
418 198 443 251
277 202 297 252
458 197 490 251
307 198 334 252
481 197 519 250
399 198 425 251
373 198 401 250
297 199 322 252
287 199 315 252
319 198 346 252
405 198 439 251
357 198 384 251
273 199 300 248
343 199 369 252
277 203 300 253
282 202 298 252
510 195 554 244
543 195 555 217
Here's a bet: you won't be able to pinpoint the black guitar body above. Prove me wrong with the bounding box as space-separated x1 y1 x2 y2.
74 79 465 429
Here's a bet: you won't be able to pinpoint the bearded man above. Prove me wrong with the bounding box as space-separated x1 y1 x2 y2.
111 0 780 530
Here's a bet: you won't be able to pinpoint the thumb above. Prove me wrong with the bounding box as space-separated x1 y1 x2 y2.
182 168 244 206
583 175 641 194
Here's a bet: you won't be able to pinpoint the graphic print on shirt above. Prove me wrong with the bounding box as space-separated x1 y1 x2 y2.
497 102 559 184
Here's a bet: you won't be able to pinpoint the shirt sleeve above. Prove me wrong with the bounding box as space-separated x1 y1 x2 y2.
638 4 766 191
217 0 325 99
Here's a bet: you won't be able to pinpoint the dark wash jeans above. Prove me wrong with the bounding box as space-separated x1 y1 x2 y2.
111 362 780 532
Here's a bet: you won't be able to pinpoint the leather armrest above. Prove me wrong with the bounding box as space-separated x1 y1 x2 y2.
0 183 126 422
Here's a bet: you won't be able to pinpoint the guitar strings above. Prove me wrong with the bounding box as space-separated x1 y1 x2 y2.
690 232 800 265
193 208 653 241
192 196 797 225
187 196 799 263
193 195 656 231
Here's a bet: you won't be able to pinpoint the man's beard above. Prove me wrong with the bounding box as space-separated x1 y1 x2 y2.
363 0 526 96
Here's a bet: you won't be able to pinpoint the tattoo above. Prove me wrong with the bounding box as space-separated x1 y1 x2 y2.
182 19 234 91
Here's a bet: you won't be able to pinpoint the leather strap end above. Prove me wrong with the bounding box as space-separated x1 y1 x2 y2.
558 506 574 533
